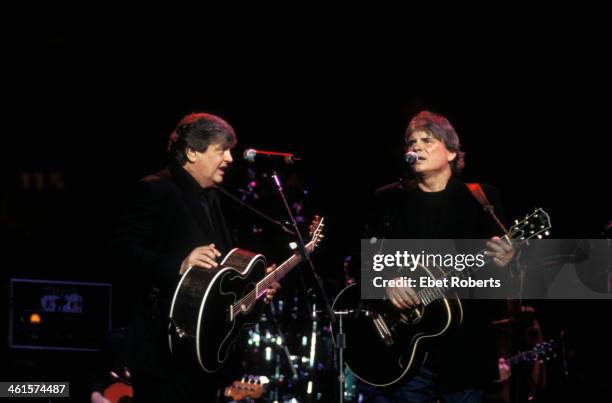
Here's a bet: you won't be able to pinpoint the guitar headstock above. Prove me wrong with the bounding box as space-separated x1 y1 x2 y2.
307 215 325 249
519 340 559 364
530 340 558 361
508 208 551 244
507 339 560 367
224 375 267 400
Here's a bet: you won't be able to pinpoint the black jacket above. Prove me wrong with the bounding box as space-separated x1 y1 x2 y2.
110 164 232 399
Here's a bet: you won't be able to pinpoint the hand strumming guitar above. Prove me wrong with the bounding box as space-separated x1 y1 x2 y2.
386 279 421 310
179 244 280 302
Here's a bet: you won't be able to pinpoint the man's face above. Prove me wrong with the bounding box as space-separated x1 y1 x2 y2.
187 142 234 188
406 130 456 175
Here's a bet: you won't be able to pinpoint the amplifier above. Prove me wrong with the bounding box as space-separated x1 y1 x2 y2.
9 278 112 351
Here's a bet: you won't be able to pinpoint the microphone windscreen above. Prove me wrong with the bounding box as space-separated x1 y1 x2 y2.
405 151 419 165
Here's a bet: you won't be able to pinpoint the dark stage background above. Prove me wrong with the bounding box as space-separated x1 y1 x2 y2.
1 23 610 401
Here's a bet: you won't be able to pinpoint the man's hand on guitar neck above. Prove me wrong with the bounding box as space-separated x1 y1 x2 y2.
264 264 281 304
180 243 223 274
386 278 421 310
486 236 516 268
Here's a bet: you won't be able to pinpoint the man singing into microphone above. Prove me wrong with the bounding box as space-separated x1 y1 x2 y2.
108 113 280 403
366 110 515 402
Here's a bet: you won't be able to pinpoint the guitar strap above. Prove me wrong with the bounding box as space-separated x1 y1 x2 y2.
466 183 509 235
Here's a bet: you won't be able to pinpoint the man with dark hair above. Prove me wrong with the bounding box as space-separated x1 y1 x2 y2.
368 110 514 402
109 113 279 403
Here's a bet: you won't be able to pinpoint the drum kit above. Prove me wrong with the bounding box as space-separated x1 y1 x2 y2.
218 166 361 402
235 292 356 402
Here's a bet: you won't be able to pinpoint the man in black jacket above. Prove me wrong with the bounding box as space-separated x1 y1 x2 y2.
110 113 279 403
367 111 514 403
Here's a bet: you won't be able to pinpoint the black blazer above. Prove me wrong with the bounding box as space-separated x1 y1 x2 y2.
111 164 232 380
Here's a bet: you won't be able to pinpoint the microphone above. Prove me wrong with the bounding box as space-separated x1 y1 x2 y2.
405 151 419 165
243 148 300 164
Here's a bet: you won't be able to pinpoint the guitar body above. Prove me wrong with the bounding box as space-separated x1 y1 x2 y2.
103 382 133 403
332 208 552 387
331 264 463 387
169 248 268 373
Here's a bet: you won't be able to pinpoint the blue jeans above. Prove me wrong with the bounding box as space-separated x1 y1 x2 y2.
360 367 484 403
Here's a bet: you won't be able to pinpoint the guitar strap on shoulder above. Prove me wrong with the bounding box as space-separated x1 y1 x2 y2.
466 183 522 281
466 183 509 235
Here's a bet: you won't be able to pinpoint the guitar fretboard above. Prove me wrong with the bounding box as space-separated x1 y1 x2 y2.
231 240 317 315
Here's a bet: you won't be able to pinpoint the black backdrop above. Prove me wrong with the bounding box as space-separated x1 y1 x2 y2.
2 22 610 401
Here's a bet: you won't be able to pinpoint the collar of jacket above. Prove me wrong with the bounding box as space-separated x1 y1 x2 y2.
167 163 215 197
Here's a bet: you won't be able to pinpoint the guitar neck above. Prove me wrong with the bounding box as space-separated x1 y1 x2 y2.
506 352 527 366
416 245 497 307
414 208 550 306
256 241 314 298
505 340 558 366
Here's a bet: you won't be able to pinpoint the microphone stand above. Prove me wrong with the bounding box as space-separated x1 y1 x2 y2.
269 171 336 326
270 171 351 402
214 185 296 236
223 167 343 399
333 310 351 402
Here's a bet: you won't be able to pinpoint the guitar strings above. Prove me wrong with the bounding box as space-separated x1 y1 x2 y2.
417 212 549 306
232 238 317 314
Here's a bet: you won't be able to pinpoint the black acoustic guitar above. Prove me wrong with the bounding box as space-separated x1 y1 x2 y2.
169 216 324 373
331 208 551 386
